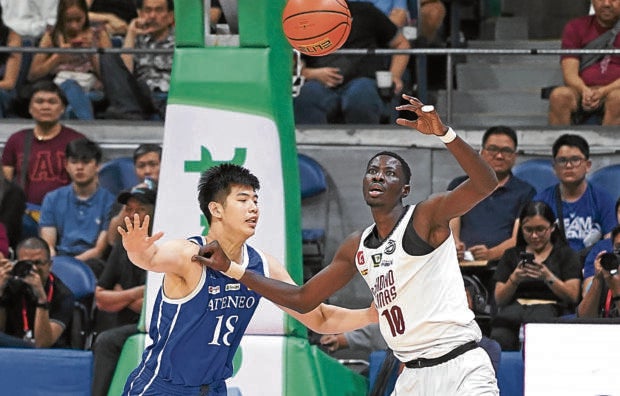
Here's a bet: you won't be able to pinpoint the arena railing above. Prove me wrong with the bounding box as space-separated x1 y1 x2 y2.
2 45 620 123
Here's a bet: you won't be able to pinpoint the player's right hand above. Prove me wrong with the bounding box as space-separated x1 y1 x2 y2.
192 240 232 272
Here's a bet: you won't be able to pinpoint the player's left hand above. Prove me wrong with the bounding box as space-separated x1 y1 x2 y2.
118 214 164 253
192 240 231 272
395 94 448 136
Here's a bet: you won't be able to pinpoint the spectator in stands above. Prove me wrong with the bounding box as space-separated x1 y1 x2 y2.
548 0 620 125
91 185 155 396
0 5 22 118
350 0 409 28
294 1 410 124
0 236 74 348
119 0 174 119
0 171 26 252
0 0 57 40
449 126 536 263
86 0 137 36
534 134 617 253
1 80 86 206
28 0 112 120
579 198 620 313
578 225 620 318
407 0 446 43
39 138 115 277
106 144 161 246
491 201 581 351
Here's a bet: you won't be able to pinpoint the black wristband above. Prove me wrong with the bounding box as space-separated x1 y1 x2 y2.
36 301 50 310
612 296 620 304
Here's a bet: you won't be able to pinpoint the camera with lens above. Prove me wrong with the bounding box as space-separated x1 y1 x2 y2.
600 250 620 276
10 260 35 279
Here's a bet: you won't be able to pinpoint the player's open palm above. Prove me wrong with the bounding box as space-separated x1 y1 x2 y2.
118 214 163 254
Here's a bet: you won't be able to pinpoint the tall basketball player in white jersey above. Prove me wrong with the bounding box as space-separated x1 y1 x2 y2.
118 164 377 395
198 94 500 395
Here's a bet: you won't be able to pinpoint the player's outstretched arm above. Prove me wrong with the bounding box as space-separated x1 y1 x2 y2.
264 252 378 333
119 213 198 276
194 234 361 313
396 95 498 223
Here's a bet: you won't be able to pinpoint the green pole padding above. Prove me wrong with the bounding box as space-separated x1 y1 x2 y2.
107 333 147 395
284 337 369 396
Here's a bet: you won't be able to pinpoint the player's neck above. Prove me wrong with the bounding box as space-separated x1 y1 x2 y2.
372 204 406 240
207 228 245 263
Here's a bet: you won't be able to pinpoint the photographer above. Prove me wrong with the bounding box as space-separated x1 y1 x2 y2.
491 201 582 351
578 225 620 318
0 237 74 348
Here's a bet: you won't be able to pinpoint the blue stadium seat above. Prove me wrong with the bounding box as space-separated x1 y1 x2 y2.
512 159 558 194
588 164 620 202
98 157 139 196
52 256 97 349
298 154 329 280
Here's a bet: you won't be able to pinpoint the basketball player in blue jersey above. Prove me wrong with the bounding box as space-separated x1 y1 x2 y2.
117 164 377 396
198 95 501 395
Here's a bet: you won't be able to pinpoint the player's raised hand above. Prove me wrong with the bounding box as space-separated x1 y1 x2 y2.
395 94 448 136
118 214 163 253
192 240 231 272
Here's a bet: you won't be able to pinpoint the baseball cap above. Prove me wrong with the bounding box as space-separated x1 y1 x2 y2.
117 185 157 205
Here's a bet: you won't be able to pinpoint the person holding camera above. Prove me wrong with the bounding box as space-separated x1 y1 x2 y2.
491 201 582 351
0 237 74 348
578 225 620 318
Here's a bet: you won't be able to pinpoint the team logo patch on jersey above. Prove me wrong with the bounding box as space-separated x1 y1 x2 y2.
225 284 241 291
208 285 221 295
381 259 393 267
372 254 382 267
384 239 396 255
356 251 365 266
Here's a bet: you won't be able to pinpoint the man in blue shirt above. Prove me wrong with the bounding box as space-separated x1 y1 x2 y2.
534 134 617 253
39 138 115 277
448 126 536 263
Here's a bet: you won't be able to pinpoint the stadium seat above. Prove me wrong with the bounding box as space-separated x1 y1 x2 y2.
298 153 329 281
512 158 558 194
588 163 620 202
52 256 97 349
98 157 139 196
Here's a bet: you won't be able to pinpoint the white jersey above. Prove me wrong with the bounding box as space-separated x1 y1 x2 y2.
356 205 481 362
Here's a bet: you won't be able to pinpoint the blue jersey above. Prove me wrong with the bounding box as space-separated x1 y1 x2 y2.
124 236 267 396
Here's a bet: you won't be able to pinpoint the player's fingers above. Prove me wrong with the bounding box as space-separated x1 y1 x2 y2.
141 214 150 230
395 117 417 127
123 215 133 230
149 231 164 243
117 226 127 237
133 213 141 229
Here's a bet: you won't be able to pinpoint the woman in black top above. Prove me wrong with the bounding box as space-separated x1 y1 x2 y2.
0 5 23 117
491 201 581 350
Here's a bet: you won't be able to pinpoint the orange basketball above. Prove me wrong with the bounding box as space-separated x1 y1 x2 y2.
282 0 351 57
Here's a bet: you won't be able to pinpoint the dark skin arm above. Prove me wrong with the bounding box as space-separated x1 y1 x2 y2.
195 95 498 312
194 233 361 313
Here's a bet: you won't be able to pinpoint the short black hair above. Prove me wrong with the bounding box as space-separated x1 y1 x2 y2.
66 138 103 164
133 143 162 163
482 125 518 148
368 151 412 185
552 134 590 159
198 164 260 224
30 80 68 107
137 0 174 11
16 236 51 260
612 224 620 242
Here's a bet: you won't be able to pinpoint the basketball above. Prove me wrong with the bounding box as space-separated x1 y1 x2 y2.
282 0 352 57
